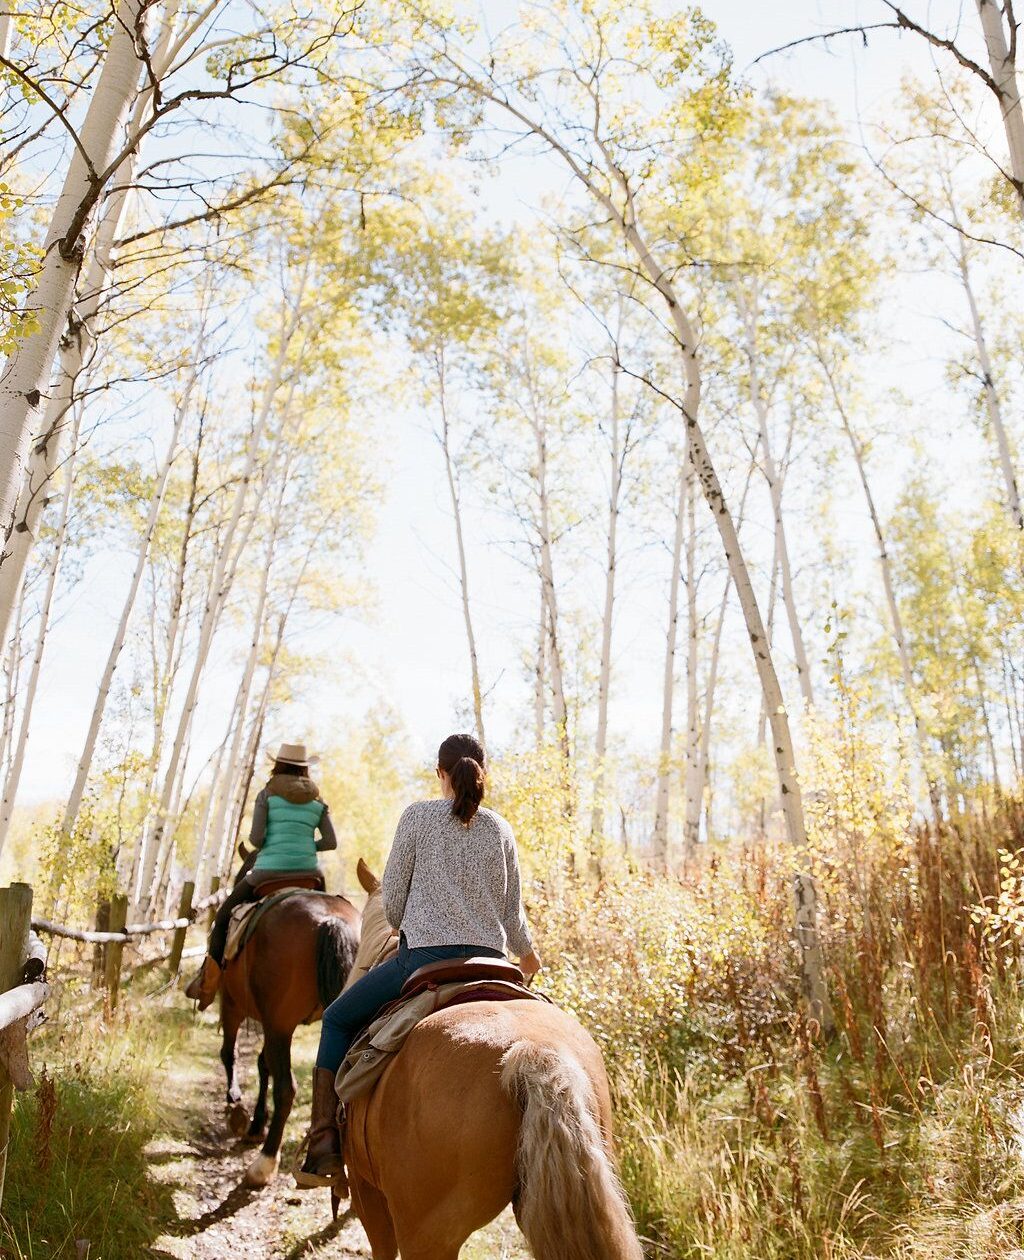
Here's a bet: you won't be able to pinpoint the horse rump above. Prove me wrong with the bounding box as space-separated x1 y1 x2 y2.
315 916 357 1008
500 1041 643 1260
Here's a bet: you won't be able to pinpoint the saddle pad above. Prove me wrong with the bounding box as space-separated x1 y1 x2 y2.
223 888 314 963
335 977 547 1105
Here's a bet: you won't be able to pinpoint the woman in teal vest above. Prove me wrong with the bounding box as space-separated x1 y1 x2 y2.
186 742 337 1009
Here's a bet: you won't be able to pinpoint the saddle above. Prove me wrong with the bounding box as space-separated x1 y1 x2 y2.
252 872 324 898
400 956 525 999
335 962 544 1105
223 882 324 963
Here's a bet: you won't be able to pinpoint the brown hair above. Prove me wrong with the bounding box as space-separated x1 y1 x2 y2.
272 761 306 777
438 733 486 825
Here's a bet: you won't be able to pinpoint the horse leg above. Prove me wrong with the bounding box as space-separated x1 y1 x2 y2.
220 997 250 1138
349 1170 397 1260
243 1027 293 1187
244 1046 269 1144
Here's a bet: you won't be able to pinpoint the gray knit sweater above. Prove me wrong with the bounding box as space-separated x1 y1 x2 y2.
380 800 534 958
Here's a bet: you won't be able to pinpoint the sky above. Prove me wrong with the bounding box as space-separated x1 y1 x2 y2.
11 0 1007 808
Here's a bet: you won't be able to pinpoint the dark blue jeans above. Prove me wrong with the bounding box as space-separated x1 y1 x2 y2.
317 937 504 1072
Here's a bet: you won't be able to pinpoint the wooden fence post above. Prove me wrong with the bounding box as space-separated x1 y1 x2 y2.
90 899 109 990
207 877 221 928
104 894 128 1009
0 882 32 1209
168 881 194 974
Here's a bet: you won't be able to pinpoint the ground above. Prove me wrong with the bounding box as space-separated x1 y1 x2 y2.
145 1007 530 1259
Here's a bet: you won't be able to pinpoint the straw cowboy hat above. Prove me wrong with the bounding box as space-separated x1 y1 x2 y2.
266 741 320 767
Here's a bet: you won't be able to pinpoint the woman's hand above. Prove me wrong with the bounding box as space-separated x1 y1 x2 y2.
518 949 542 979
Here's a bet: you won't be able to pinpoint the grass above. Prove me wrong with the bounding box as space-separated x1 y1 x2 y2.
0 987 187 1260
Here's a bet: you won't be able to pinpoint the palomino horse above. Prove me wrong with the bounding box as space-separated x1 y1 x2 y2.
342 862 643 1260
218 888 360 1187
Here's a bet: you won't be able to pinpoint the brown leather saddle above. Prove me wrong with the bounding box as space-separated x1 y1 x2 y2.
252 873 325 898
400 955 525 1000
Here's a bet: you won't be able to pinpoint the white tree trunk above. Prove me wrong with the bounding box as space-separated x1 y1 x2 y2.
0 409 80 854
976 0 1024 213
425 68 831 1026
592 361 622 840
0 8 183 640
819 355 945 824
682 461 701 864
533 585 546 749
741 303 815 707
0 582 25 779
62 371 190 833
955 231 1023 528
532 406 569 760
616 209 832 1029
134 276 307 912
0 0 147 641
436 351 485 743
194 459 295 894
652 464 686 870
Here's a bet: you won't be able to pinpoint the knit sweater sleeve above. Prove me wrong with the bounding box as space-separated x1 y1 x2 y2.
502 823 533 958
381 805 419 930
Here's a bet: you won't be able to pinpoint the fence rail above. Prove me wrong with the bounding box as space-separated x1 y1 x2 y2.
30 884 229 945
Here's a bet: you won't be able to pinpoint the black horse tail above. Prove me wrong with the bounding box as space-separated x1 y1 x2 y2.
316 916 358 1008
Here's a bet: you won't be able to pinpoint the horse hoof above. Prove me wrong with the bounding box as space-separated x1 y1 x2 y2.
243 1151 279 1188
227 1102 250 1137
242 1127 266 1146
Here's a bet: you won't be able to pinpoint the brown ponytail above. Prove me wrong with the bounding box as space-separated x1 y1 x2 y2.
438 733 486 825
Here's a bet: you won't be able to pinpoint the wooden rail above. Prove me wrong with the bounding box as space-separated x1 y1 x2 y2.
30 882 229 1006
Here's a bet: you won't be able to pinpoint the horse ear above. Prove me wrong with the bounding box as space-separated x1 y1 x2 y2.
356 858 380 893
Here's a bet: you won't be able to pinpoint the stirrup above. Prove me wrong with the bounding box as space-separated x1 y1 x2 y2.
292 1130 347 1193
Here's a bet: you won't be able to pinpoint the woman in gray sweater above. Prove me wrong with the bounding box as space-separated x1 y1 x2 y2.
296 732 541 1190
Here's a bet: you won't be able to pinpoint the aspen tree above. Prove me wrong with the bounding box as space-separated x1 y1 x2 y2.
0 406 80 855
411 1 834 1026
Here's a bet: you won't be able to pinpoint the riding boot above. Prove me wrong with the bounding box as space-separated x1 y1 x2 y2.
294 1068 348 1193
183 955 221 1011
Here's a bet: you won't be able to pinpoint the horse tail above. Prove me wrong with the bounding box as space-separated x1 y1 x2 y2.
500 1042 643 1260
315 916 357 1008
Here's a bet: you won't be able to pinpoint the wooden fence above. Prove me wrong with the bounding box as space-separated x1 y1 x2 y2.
0 877 230 1218
0 883 49 1211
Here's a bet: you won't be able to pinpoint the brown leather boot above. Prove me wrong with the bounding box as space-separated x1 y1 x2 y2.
294 1068 348 1193
184 955 221 1011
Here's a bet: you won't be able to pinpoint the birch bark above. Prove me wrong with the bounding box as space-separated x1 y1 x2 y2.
0 5 184 638
62 369 191 833
953 228 1023 529
436 349 485 743
818 354 945 824
0 408 80 855
652 464 686 870
133 306 304 913
592 360 622 841
0 0 148 638
741 299 815 707
975 0 1024 213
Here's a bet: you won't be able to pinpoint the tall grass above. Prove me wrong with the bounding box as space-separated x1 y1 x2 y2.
533 795 1024 1259
0 997 182 1259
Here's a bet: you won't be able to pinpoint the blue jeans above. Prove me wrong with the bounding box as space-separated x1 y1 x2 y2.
316 937 504 1072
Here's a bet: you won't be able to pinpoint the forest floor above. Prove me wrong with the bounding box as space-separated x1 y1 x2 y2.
144 1006 529 1260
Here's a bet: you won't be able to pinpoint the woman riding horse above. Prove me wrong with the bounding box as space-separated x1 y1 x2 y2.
186 741 338 1009
295 731 542 1190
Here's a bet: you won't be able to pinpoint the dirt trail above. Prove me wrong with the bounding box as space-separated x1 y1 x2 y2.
144 1011 528 1259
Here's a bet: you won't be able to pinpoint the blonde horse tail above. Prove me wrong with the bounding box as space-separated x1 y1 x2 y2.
500 1042 644 1260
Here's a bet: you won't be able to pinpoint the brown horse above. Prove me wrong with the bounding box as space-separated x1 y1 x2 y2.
342 863 643 1260
218 890 360 1187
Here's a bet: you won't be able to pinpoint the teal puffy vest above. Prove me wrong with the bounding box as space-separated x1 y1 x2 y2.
252 796 324 872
